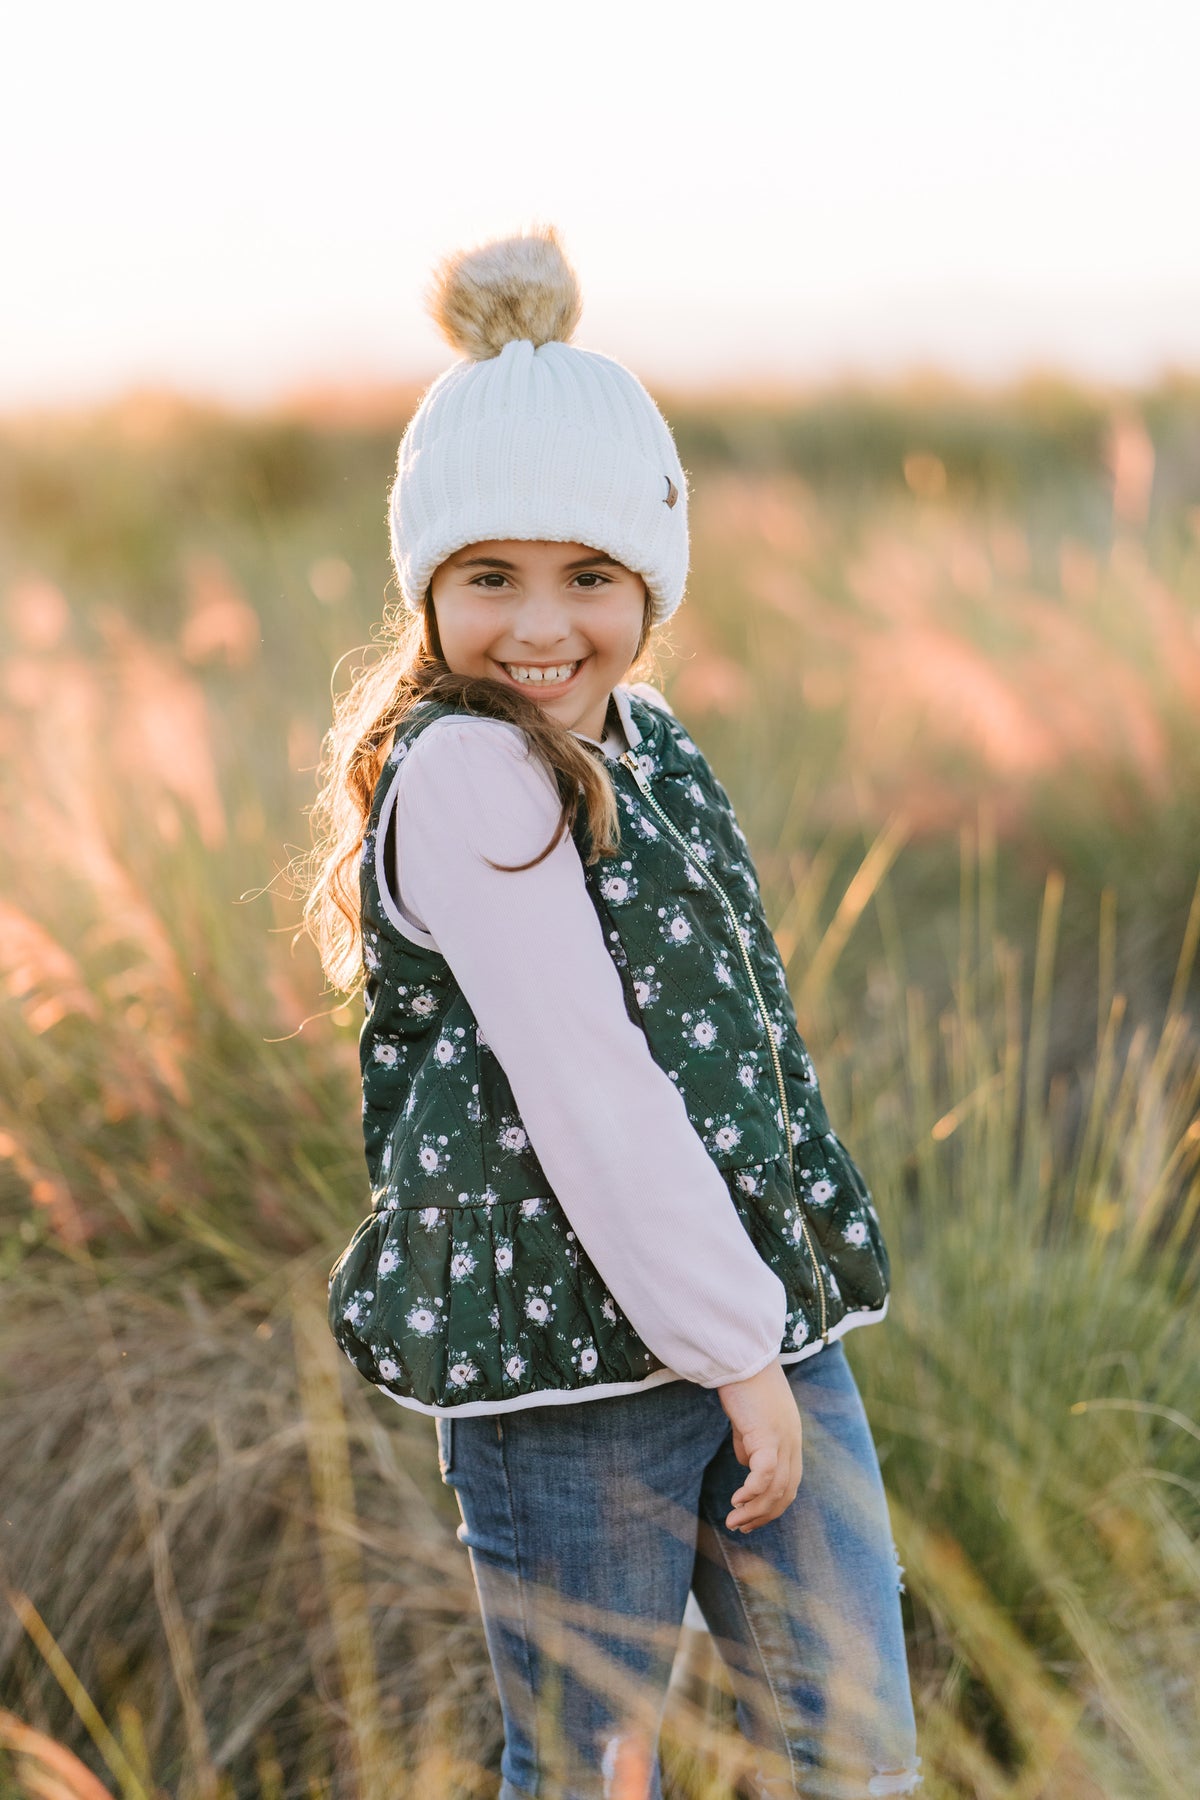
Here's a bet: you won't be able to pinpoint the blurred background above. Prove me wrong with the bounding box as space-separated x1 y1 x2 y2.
1 4 1198 1798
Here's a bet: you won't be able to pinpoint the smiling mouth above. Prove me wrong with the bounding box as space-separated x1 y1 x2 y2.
494 656 589 689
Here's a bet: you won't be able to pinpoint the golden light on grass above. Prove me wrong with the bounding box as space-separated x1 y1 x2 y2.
0 1706 119 1800
902 451 948 499
6 573 72 652
2 1595 147 1800
688 439 1196 840
93 604 228 850
0 901 99 1035
307 555 355 605
1105 412 1156 527
179 551 261 670
1 386 1197 1794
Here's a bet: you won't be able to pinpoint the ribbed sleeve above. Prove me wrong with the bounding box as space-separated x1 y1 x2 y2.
390 715 788 1389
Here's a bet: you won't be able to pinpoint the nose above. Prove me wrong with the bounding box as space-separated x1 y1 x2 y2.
506 593 578 652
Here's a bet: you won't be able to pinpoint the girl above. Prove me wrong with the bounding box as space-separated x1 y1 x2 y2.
306 226 922 1800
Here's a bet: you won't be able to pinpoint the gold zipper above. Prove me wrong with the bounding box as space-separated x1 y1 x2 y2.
618 749 829 1341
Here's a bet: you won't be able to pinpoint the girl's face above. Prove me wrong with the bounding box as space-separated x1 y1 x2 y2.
429 539 648 741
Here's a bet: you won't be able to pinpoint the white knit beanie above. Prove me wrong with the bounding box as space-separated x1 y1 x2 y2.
388 224 689 628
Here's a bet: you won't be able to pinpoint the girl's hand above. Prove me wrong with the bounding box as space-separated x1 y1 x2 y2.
716 1358 803 1533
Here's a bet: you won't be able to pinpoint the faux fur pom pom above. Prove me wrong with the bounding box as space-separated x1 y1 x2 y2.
423 223 583 361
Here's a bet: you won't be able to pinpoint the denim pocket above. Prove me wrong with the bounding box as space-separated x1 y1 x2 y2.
435 1415 454 1478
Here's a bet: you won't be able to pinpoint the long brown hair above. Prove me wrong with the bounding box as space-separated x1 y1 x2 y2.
297 583 664 996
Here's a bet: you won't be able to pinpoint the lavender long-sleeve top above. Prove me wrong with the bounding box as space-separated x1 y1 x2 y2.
381 681 788 1392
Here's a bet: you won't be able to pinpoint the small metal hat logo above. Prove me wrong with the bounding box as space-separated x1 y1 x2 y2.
664 476 679 508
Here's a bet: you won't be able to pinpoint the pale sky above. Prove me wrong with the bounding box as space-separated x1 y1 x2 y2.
5 0 1199 412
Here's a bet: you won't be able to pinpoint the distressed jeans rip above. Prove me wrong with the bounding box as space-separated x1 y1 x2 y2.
600 1727 654 1798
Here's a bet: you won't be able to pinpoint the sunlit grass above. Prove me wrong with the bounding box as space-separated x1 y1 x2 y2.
1 377 1197 1796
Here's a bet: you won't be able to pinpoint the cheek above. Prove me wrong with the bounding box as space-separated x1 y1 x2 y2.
436 599 493 657
595 590 648 654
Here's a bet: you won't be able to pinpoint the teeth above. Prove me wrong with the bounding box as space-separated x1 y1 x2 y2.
502 661 581 685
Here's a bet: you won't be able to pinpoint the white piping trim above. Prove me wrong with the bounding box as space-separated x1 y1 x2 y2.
370 1294 890 1418
372 750 441 949
610 682 644 749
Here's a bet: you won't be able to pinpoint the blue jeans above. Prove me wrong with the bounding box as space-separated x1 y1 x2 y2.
435 1339 923 1799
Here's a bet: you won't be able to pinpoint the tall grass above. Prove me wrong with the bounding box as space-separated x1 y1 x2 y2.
0 378 1197 1796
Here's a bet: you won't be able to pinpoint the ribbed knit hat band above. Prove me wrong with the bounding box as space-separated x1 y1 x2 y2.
388 226 689 627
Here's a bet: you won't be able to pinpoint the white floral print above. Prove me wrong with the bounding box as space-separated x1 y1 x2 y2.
333 688 892 1411
684 1013 718 1050
632 965 662 1008
657 907 692 945
600 865 637 904
708 1118 744 1155
418 1138 448 1174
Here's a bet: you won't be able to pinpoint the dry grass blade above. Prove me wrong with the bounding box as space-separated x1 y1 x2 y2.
76 1272 220 1800
0 1703 120 1800
290 1277 389 1800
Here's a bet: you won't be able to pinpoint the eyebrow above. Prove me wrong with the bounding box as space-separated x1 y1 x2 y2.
452 554 625 571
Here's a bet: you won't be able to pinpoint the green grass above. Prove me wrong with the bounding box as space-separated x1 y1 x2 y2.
0 375 1197 1797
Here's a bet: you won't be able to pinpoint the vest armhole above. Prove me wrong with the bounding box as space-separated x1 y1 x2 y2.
371 715 532 952
373 758 441 949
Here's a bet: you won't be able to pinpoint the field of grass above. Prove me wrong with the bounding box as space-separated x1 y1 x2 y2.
0 374 1198 1798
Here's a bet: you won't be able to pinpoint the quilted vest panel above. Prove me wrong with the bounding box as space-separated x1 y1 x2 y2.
328 689 891 1411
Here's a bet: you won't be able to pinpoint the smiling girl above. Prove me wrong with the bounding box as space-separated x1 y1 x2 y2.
304 225 922 1799
431 536 645 737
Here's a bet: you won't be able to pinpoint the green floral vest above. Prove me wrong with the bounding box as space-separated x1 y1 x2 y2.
327 688 891 1415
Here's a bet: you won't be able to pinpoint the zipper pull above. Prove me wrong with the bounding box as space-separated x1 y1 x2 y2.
618 750 647 790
